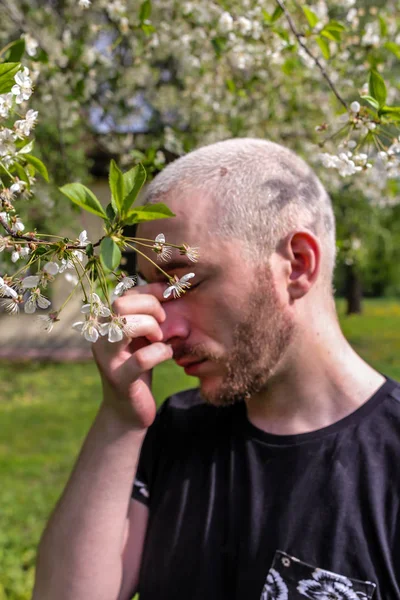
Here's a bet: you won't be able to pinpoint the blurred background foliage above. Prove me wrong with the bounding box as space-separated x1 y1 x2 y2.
0 0 400 598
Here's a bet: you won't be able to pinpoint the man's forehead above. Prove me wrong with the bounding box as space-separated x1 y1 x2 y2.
138 192 210 242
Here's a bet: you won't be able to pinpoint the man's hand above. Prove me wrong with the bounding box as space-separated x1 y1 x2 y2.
92 283 172 430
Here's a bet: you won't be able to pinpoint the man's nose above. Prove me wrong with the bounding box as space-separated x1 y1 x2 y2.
160 301 191 343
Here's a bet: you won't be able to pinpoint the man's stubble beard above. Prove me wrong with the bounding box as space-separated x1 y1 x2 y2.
199 267 296 407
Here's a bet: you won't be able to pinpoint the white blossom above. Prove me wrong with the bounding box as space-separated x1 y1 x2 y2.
218 12 234 33
237 17 252 36
350 101 360 113
59 258 74 272
180 244 199 263
0 276 18 299
114 276 136 296
24 289 51 313
153 233 173 262
0 94 14 119
72 317 101 343
14 109 38 138
163 273 195 299
10 180 26 195
11 67 33 104
362 22 380 47
98 316 125 343
21 275 40 289
11 246 30 262
107 0 127 20
78 230 90 245
1 297 20 314
23 34 39 57
12 218 25 232
78 0 91 7
81 292 111 317
43 261 59 276
0 129 16 157
37 313 59 332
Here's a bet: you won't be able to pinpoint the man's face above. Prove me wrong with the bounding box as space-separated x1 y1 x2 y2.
137 191 295 406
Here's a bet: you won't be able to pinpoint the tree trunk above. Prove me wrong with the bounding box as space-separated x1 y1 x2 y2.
345 264 363 315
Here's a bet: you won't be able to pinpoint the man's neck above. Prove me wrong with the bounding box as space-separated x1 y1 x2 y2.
245 325 386 436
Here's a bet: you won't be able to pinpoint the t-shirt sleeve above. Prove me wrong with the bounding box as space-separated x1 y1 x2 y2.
131 399 169 507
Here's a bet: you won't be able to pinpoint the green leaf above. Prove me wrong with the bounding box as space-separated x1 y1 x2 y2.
121 164 147 216
23 154 49 182
100 237 122 272
379 106 400 122
139 0 152 22
0 62 20 94
126 203 175 224
270 5 284 22
13 163 30 188
325 20 346 32
34 47 49 63
379 16 387 38
59 183 107 219
12 162 31 190
384 42 400 59
226 78 236 93
5 39 25 63
320 29 341 42
368 70 387 108
316 36 330 59
109 159 125 214
303 6 319 29
18 140 34 155
360 95 380 110
262 9 272 23
106 202 116 221
141 23 156 35
211 37 227 57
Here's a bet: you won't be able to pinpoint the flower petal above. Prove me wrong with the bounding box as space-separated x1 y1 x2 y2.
98 323 110 336
37 295 51 309
108 324 124 343
22 275 40 288
84 325 99 343
24 297 37 314
43 262 59 275
163 286 174 299
180 273 195 283
99 306 112 317
72 321 85 332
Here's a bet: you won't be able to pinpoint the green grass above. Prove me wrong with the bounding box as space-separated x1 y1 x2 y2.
0 298 399 598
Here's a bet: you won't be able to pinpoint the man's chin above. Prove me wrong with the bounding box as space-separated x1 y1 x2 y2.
199 377 246 407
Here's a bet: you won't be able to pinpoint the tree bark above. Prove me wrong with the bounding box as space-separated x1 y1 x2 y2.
345 263 363 315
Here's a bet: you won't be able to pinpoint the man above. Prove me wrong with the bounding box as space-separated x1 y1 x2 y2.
33 139 400 600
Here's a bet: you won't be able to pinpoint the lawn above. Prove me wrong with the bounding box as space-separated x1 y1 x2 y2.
0 298 399 599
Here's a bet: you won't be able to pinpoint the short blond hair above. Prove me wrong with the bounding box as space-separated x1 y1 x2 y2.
144 138 337 288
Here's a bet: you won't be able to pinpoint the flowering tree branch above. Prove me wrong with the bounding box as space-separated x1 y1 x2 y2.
275 0 348 110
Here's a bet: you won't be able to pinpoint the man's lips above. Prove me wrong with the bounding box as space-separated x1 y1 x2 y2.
175 357 207 367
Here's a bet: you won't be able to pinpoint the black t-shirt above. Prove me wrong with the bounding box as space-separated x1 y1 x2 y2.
132 375 400 600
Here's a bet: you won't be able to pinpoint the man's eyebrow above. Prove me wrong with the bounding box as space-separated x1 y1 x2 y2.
138 259 199 282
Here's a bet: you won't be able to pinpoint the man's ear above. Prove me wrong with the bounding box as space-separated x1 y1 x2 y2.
285 231 321 300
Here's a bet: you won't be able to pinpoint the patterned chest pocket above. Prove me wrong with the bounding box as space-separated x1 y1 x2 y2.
260 551 376 600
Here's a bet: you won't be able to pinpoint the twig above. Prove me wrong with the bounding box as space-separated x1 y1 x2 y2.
275 0 348 110
0 214 105 250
